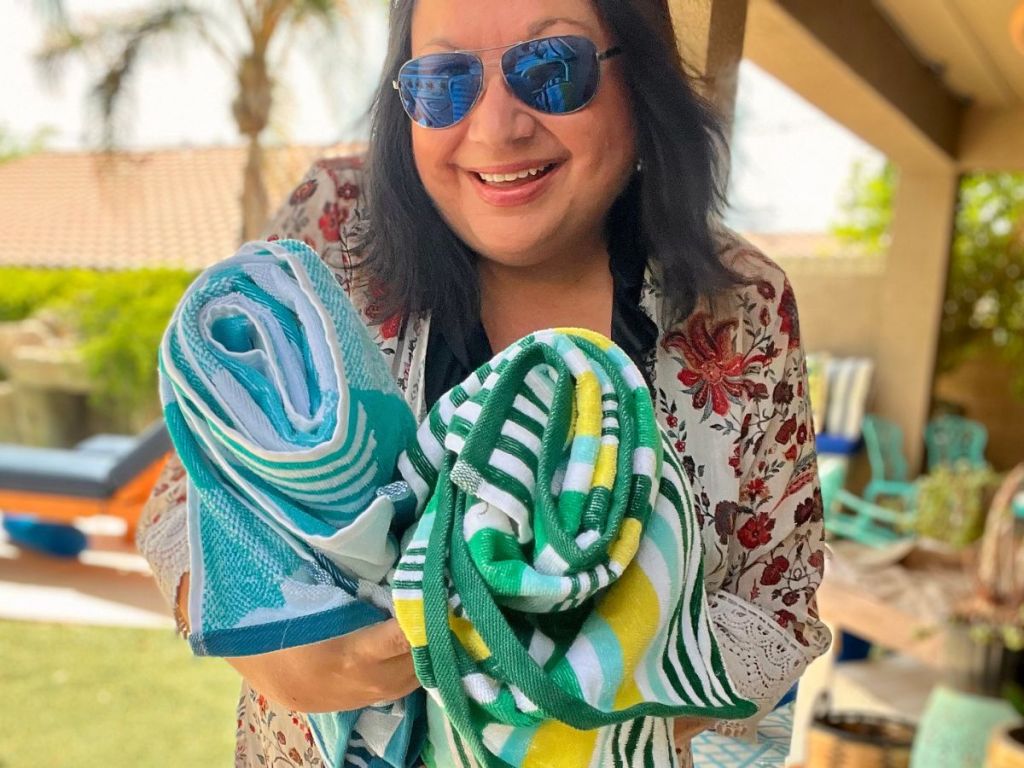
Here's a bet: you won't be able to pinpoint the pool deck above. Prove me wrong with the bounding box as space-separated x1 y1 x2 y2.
0 515 173 629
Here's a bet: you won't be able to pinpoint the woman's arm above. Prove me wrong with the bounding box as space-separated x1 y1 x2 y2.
168 572 420 712
135 157 419 713
708 267 832 729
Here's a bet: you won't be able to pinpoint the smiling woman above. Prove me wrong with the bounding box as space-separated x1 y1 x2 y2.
136 1 831 767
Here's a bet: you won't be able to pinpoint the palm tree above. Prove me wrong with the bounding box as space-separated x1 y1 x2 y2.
36 1 354 240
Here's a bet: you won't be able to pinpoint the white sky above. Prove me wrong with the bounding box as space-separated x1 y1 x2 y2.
0 0 883 233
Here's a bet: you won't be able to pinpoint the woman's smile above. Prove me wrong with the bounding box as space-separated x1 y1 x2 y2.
463 159 564 207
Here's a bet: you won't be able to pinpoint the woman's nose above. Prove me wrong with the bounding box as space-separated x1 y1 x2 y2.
464 69 537 147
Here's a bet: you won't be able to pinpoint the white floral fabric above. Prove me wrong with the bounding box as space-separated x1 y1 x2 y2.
137 155 830 766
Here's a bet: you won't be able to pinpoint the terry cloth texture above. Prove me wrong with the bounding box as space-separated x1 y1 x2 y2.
158 239 422 768
393 329 756 768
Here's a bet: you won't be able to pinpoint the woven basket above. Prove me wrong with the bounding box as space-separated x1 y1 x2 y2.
806 711 915 768
988 725 1024 768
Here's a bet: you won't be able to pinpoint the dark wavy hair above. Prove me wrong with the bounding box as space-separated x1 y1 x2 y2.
357 0 740 340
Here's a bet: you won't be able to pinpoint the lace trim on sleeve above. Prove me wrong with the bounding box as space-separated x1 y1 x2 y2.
708 590 830 738
135 457 190 631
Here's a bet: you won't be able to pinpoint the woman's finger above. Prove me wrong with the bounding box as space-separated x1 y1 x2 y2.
350 618 412 660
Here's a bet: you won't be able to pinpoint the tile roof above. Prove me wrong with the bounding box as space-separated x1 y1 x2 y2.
0 143 363 271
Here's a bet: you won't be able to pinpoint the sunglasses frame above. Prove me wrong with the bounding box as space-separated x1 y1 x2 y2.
392 34 623 129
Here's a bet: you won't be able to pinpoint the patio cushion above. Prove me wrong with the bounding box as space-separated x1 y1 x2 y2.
0 421 170 498
824 357 874 440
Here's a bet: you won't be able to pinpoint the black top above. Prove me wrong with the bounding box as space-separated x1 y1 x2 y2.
423 233 659 412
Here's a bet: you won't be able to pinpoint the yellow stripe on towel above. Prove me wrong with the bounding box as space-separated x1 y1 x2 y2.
606 517 643 571
593 443 618 490
450 613 492 661
393 598 428 648
560 328 614 351
523 720 599 768
596 559 661 710
575 371 602 438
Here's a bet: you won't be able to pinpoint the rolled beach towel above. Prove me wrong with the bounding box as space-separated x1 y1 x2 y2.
158 239 422 767
393 329 756 768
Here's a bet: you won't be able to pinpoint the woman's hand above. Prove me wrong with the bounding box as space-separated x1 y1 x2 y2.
673 716 714 746
177 573 419 713
226 619 420 714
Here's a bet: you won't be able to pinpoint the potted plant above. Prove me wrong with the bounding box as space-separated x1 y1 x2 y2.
946 464 1024 767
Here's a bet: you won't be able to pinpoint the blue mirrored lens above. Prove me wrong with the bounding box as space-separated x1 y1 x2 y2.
397 53 483 128
502 35 599 115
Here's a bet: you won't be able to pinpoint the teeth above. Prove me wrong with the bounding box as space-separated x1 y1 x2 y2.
477 164 552 183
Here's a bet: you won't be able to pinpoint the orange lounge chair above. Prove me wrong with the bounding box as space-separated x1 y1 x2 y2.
0 421 171 537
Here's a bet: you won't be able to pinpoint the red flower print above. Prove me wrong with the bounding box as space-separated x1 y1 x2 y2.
772 381 793 405
782 591 800 606
744 476 768 501
775 609 797 628
797 424 808 444
714 501 741 545
663 313 747 417
380 314 401 340
338 182 360 200
794 496 822 525
756 280 776 301
809 549 825 575
666 414 678 428
674 439 685 454
760 555 790 586
778 280 800 349
738 512 775 549
318 202 349 242
775 416 797 444
289 178 318 205
728 442 742 477
785 444 798 461
759 307 771 327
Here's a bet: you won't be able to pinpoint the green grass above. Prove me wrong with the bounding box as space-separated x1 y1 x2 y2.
0 620 242 767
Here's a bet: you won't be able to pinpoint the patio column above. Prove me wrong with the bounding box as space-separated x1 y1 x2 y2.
668 0 750 129
873 169 960 472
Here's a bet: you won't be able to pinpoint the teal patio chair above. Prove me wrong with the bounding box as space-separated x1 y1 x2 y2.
862 415 918 509
820 453 914 547
925 414 988 471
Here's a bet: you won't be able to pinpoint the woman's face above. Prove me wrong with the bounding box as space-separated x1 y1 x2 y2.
409 0 637 270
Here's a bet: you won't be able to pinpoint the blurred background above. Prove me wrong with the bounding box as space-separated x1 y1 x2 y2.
0 0 1023 766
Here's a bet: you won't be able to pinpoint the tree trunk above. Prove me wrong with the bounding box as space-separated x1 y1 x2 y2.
241 134 269 242
233 52 273 242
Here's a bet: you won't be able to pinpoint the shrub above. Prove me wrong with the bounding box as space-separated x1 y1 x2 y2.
0 267 196 428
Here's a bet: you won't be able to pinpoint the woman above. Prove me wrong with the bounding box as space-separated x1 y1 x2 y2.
137 0 831 765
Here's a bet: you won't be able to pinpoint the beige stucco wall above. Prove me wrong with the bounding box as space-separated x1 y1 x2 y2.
934 355 1024 472
774 253 1023 472
776 255 885 360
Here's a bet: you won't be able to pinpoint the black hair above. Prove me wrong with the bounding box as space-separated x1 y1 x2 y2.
356 0 740 340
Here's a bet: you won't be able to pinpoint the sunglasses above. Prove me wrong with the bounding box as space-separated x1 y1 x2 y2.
392 34 622 129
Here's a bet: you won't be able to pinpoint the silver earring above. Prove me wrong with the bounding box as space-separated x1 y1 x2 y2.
635 157 644 174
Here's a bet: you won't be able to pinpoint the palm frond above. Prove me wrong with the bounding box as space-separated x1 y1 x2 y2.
31 0 68 29
287 0 353 28
35 5 211 149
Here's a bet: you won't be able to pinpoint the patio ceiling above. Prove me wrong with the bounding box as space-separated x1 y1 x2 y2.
875 0 1024 108
744 0 1024 171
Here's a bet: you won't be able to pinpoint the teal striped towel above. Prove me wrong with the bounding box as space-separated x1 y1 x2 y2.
393 329 756 768
158 239 423 768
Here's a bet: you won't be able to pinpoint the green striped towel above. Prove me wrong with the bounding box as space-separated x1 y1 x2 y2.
392 329 756 768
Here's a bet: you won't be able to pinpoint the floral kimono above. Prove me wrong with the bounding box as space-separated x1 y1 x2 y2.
136 155 831 767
